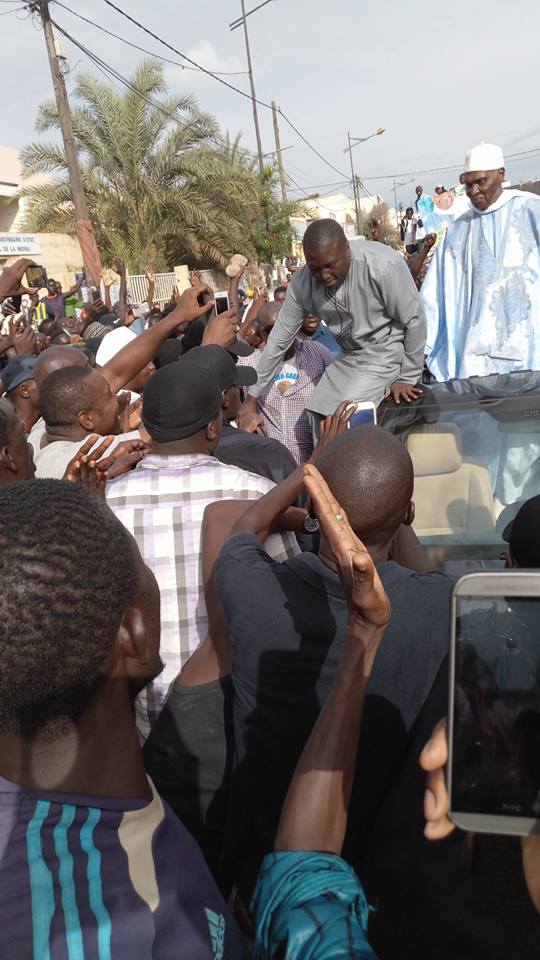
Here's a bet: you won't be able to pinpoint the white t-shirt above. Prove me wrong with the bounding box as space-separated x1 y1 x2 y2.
273 358 299 394
34 430 141 479
28 417 47 454
403 214 424 245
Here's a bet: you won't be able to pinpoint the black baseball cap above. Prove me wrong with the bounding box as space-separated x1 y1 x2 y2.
181 318 254 357
1 355 36 393
142 362 221 442
179 345 257 389
502 495 540 567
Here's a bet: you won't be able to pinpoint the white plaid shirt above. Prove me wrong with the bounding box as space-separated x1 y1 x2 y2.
106 452 299 739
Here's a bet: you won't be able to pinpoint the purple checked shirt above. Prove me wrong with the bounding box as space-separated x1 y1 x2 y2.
242 338 334 463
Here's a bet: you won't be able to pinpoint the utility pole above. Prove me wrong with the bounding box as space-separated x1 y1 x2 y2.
393 178 399 230
239 0 264 174
34 0 101 286
271 102 287 202
347 132 361 235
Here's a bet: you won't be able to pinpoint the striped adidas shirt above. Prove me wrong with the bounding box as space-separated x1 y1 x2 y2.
0 775 242 959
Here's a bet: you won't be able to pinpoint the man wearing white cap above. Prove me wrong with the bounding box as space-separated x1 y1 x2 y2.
422 142 540 381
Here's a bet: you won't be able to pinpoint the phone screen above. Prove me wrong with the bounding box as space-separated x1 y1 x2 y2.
215 294 229 315
452 595 540 820
349 407 377 429
26 266 48 289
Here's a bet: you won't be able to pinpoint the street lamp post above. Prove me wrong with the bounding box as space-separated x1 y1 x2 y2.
344 128 385 235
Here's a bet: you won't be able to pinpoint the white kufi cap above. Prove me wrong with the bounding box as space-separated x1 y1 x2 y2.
463 142 505 174
96 327 136 366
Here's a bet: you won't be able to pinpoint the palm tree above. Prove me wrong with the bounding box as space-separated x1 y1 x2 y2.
20 60 263 272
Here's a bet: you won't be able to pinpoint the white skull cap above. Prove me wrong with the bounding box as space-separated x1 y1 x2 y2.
463 142 505 174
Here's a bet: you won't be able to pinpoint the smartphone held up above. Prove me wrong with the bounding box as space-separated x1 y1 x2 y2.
346 401 377 429
448 572 540 837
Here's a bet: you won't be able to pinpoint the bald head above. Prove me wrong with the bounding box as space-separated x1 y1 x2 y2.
34 346 89 389
316 426 414 546
303 219 347 253
258 301 282 342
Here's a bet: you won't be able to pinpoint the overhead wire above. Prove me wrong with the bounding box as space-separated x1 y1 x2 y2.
283 170 344 215
97 0 351 181
362 147 540 181
50 19 228 149
52 1 250 76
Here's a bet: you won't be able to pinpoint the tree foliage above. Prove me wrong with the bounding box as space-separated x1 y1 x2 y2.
20 60 290 272
250 168 300 263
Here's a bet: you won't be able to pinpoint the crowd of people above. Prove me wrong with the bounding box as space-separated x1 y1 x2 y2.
0 140 539 959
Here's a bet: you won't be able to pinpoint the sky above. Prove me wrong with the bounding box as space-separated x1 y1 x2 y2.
2 0 540 211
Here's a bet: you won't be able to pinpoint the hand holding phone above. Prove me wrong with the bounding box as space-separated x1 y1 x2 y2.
448 572 540 837
346 401 377 429
25 265 48 290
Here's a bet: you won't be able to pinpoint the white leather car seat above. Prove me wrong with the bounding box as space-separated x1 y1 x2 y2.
407 423 496 537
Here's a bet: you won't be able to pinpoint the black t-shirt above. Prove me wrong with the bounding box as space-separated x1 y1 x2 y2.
216 534 540 959
215 423 298 487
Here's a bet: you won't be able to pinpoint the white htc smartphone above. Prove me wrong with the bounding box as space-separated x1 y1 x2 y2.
214 291 230 315
347 400 377 429
448 572 540 837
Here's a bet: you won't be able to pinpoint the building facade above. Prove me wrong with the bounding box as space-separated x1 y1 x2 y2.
0 145 83 290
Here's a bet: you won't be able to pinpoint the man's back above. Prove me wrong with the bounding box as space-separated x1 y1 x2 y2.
215 422 297 486
216 535 450 890
106 455 298 737
0 774 241 959
216 533 540 958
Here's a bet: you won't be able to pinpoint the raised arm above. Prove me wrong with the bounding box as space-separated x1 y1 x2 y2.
408 233 436 285
237 278 305 431
64 276 84 298
232 402 353 539
101 283 214 394
274 464 390 853
114 259 128 322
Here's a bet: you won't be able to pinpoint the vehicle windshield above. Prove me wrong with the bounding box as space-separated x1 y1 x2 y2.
379 371 540 575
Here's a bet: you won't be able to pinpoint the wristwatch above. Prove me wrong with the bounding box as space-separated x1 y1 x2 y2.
303 513 320 534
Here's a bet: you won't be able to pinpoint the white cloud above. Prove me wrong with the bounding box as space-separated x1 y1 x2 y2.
180 39 245 83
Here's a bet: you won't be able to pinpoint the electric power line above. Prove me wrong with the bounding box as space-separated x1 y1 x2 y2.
283 170 346 215
49 19 227 150
98 0 350 181
52 1 250 76
362 147 540 181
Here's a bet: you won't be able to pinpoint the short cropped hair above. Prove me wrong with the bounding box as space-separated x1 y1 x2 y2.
274 286 288 299
316 426 414 544
0 400 13 447
39 365 95 428
0 480 137 737
303 218 347 252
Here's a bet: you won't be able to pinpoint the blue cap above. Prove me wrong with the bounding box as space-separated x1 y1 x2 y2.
2 355 36 393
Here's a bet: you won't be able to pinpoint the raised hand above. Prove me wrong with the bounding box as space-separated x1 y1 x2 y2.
310 400 355 462
202 306 238 349
63 434 116 496
94 438 148 480
173 282 215 324
303 463 391 630
9 316 38 356
113 258 127 277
